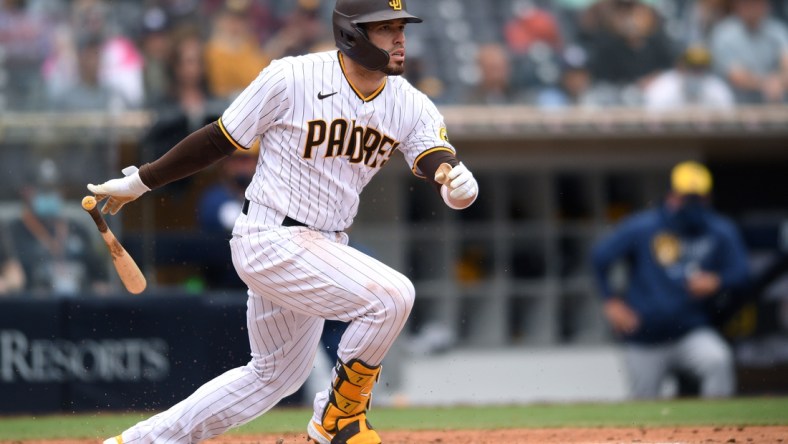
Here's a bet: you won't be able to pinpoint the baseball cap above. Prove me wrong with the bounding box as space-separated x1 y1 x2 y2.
680 45 712 69
671 161 712 196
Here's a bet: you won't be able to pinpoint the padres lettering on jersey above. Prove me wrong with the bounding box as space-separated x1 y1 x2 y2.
303 119 400 169
220 50 454 232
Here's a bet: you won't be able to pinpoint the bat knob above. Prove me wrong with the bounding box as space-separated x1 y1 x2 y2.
82 195 97 211
435 163 453 185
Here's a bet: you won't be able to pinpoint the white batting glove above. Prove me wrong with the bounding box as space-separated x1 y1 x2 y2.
435 162 478 209
87 166 150 215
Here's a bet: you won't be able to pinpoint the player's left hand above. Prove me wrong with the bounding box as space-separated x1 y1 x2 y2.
435 162 479 200
436 162 478 209
445 163 477 200
87 166 151 215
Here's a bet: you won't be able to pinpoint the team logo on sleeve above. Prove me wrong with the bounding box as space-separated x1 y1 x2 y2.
439 127 449 142
652 232 681 266
389 0 402 11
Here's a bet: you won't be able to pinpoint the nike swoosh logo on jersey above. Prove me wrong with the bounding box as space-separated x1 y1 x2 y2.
318 91 338 100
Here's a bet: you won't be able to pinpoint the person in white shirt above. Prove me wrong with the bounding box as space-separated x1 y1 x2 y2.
644 45 735 111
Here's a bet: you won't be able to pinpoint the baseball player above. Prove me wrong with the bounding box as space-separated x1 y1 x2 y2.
92 1 478 443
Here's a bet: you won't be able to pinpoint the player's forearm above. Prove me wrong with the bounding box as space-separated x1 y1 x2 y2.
417 150 459 191
139 122 238 190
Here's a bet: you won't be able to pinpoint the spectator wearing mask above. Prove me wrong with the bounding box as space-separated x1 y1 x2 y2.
644 45 735 111
9 159 109 297
591 161 750 399
198 144 257 236
195 144 258 289
710 0 788 104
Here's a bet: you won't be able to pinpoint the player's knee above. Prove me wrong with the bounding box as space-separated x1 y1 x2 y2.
390 278 415 318
400 278 415 312
372 278 414 324
704 345 733 370
247 354 314 399
693 342 733 376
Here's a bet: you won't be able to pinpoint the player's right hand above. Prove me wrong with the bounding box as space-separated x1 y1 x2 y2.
603 298 640 335
87 166 151 215
686 270 721 299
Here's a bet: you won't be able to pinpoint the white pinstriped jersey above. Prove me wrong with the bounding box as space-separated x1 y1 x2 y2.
219 50 455 232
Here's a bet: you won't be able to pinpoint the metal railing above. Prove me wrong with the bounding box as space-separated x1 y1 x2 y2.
3 106 788 144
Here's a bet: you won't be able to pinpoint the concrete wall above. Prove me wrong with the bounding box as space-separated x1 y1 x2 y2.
302 345 632 407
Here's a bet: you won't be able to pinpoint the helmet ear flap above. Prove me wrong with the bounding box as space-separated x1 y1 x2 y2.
341 28 357 48
333 19 390 71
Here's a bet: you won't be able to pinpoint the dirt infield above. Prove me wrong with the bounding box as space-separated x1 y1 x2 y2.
232 426 788 443
6 426 786 444
209 426 786 443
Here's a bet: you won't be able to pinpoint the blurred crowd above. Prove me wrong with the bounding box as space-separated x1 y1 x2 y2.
0 0 787 114
467 0 788 108
0 0 333 112
1 0 787 298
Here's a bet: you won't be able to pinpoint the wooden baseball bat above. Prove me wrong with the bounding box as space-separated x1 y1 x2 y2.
434 163 453 185
81 195 147 294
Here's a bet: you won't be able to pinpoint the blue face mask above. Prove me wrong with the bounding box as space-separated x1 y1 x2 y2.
669 197 708 236
32 192 63 218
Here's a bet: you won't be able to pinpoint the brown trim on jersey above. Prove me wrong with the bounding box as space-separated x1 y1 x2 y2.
138 121 237 190
338 52 387 102
412 147 457 179
415 148 460 194
217 117 247 151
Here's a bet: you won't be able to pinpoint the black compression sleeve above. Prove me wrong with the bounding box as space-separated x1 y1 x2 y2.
138 121 238 190
416 150 460 192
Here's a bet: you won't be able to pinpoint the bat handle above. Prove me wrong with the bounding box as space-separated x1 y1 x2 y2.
82 196 108 232
88 207 109 232
435 163 453 185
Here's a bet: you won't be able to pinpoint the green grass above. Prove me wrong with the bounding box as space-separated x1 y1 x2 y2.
1 397 786 440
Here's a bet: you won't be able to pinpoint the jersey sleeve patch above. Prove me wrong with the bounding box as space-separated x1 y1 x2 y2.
439 127 449 143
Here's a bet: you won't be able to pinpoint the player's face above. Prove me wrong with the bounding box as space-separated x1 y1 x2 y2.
366 19 407 76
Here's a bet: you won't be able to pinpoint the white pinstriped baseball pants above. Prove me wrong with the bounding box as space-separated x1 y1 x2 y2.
117 206 415 443
623 327 734 399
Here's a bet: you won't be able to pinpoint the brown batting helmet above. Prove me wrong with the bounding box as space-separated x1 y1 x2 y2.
333 0 422 71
